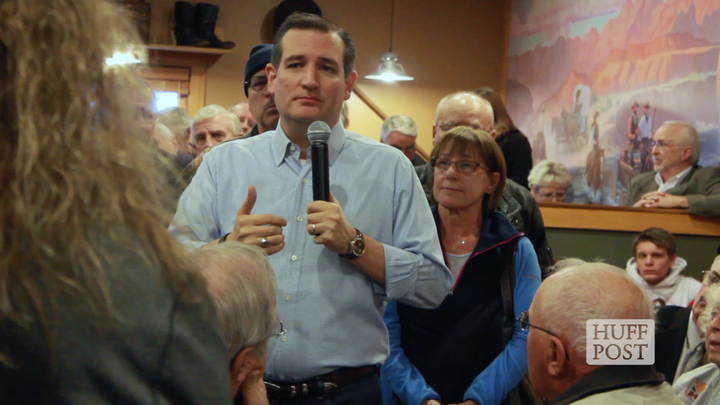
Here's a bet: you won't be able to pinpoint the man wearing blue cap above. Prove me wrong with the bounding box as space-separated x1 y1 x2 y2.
242 44 280 138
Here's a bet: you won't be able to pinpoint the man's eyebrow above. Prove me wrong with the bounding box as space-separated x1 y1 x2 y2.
317 57 339 68
283 55 306 63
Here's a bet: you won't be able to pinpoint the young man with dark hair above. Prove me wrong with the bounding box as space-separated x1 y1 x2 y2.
626 227 700 307
171 14 450 405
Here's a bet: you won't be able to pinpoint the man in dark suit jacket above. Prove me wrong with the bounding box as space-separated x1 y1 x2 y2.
623 121 720 217
655 266 719 382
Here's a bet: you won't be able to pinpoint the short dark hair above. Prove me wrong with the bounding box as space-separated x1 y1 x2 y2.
271 13 355 78
633 227 677 257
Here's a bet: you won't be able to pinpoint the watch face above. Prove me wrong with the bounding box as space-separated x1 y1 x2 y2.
351 237 366 256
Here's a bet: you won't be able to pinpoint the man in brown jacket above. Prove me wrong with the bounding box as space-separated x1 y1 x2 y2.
623 121 720 217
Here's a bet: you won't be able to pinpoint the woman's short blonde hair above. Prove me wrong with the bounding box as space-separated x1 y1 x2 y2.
528 160 572 189
429 126 506 216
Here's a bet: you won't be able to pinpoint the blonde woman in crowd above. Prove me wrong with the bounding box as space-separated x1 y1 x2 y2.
0 0 231 403
528 160 572 203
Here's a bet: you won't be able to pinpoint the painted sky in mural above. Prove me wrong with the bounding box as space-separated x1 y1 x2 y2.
507 0 720 205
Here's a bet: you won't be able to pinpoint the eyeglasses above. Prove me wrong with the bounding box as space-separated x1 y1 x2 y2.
517 311 570 360
538 191 566 200
431 157 487 174
268 320 286 339
245 75 268 93
437 122 491 133
703 270 720 285
650 140 684 149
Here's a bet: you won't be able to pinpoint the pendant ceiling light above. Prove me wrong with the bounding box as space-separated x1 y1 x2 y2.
365 0 413 82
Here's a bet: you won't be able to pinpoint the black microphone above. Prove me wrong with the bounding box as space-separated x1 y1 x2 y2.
307 121 331 201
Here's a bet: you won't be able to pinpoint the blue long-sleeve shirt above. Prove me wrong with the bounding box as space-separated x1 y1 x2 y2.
382 236 541 405
169 121 452 381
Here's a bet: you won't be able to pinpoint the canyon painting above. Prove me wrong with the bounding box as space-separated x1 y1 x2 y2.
507 0 720 205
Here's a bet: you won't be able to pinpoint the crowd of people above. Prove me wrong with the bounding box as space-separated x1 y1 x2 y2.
2 1 720 405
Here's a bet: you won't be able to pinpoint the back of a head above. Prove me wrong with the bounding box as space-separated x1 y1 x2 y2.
192 105 242 136
194 242 277 357
381 114 418 142
0 0 200 327
157 107 191 136
537 263 654 356
528 160 572 189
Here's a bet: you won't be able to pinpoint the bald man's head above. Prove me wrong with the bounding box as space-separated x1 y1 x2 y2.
527 263 654 401
433 92 495 145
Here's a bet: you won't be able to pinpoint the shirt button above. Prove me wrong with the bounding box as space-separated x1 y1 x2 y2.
290 145 296 151
285 294 292 301
281 336 288 342
291 255 298 261
296 216 303 222
302 178 308 184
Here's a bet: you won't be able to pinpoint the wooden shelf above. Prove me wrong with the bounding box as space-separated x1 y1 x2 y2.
146 44 232 55
539 203 720 236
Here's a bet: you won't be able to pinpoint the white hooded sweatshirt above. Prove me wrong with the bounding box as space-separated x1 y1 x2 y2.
626 256 701 307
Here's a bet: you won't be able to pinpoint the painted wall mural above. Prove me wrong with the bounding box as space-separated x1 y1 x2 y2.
507 0 720 205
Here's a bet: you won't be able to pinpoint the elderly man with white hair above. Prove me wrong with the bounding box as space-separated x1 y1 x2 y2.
191 105 242 155
157 107 193 155
194 241 282 405
526 262 683 404
380 114 421 165
153 123 179 156
623 121 720 217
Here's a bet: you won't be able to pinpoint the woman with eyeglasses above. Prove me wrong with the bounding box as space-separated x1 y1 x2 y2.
381 127 542 405
673 281 720 404
528 160 572 203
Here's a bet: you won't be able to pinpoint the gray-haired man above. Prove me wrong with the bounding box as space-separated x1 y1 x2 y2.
195 242 281 405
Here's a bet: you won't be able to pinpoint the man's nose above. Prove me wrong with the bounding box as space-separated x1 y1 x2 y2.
301 67 319 88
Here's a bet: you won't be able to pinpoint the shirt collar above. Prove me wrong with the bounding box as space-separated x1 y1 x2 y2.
271 120 346 167
655 165 693 188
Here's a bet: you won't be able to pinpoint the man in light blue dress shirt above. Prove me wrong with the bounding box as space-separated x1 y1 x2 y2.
170 13 451 404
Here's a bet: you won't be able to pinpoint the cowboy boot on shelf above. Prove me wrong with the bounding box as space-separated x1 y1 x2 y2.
195 3 236 49
174 1 210 47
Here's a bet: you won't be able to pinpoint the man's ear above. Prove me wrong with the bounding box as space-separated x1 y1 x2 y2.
547 337 568 377
230 347 255 385
432 124 439 146
266 63 277 94
490 129 497 139
344 71 358 101
681 146 693 163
